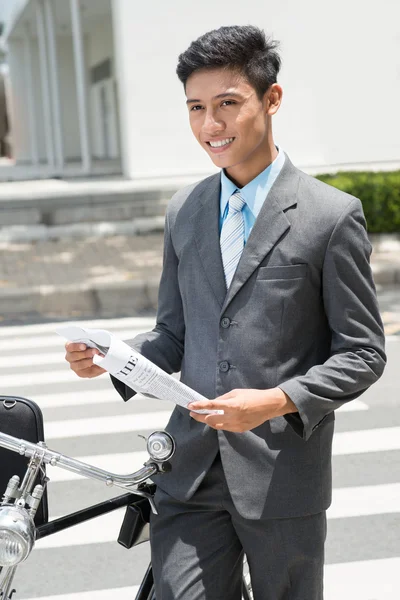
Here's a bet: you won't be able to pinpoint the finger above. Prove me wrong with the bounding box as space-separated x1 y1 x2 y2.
187 400 219 411
65 348 97 364
65 342 87 352
204 414 232 427
69 357 97 373
73 365 106 379
190 411 230 427
189 412 208 424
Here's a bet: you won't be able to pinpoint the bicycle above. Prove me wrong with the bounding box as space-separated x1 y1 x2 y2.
0 422 253 599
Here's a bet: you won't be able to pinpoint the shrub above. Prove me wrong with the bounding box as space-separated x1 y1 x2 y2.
315 171 400 233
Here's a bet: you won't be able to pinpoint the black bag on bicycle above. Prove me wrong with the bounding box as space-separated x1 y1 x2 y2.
0 395 49 526
118 483 156 548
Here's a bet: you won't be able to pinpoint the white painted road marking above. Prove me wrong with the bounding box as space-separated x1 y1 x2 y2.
329 482 400 519
332 426 400 455
23 586 140 600
45 411 172 439
324 556 400 599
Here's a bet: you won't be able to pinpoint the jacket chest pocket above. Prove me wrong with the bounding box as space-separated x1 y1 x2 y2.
254 263 309 314
256 263 308 281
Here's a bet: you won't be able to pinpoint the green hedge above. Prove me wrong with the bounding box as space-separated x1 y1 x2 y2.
315 171 400 233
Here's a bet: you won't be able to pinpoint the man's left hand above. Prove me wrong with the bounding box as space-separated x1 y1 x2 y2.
188 388 298 432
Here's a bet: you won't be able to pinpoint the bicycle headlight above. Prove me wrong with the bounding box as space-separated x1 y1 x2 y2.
0 505 35 567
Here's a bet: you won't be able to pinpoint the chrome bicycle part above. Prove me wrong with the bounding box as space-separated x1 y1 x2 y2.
146 431 175 462
0 431 158 492
0 506 35 568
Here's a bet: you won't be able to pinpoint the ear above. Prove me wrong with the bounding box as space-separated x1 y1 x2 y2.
265 84 283 116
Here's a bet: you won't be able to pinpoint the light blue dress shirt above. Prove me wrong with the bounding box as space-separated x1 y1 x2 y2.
219 147 286 243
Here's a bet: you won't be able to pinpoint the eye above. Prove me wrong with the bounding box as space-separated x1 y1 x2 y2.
222 100 236 106
190 105 203 112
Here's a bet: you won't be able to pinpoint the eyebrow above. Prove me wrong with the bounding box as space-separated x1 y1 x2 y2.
186 92 243 105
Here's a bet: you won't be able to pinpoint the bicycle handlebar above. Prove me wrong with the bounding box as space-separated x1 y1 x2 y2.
0 431 163 491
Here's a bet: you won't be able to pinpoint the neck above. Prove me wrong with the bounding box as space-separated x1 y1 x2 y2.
225 136 278 188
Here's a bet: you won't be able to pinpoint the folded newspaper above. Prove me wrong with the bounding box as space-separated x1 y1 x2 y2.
56 326 223 415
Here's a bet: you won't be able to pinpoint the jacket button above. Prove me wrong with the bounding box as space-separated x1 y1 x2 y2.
220 317 231 329
219 361 230 372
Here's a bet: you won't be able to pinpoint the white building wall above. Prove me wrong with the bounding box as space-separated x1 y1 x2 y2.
86 16 118 159
113 0 400 179
7 33 81 163
58 35 80 160
6 38 31 162
31 38 46 162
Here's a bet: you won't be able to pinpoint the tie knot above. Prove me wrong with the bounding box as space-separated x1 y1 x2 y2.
229 191 245 213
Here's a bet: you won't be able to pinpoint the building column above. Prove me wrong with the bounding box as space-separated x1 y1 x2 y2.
44 0 64 169
70 0 91 173
22 24 39 165
35 0 55 168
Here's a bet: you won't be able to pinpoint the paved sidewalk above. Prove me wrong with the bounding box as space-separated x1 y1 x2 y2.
0 232 399 323
0 234 164 319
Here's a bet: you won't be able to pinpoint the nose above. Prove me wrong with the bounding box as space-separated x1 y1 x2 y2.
202 109 225 136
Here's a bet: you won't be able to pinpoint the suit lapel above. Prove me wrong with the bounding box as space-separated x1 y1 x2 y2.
221 154 300 314
190 174 227 307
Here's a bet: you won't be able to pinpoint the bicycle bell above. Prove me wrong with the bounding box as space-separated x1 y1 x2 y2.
146 431 175 462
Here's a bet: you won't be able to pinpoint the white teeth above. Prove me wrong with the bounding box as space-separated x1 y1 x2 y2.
209 137 234 148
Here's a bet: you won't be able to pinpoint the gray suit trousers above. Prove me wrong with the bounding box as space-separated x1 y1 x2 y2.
150 453 327 600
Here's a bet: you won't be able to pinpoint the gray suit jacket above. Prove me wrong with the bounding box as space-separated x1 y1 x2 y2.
112 152 386 519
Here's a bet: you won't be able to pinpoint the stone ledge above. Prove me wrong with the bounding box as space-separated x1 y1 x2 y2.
0 279 160 318
0 217 165 243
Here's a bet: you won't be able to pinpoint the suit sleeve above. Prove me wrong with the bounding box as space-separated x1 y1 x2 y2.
278 197 386 440
111 207 185 401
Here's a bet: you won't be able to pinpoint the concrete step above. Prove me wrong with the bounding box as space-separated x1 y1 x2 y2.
0 173 205 227
0 191 170 227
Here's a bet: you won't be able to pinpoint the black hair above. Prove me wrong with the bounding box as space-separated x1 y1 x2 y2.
176 25 281 101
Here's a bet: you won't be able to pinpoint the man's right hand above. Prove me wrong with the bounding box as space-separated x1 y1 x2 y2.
65 342 106 378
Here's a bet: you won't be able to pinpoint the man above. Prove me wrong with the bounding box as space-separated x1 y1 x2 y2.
66 25 386 599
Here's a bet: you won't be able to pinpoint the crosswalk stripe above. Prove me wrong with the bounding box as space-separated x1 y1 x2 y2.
0 327 150 353
324 556 400 599
332 426 400 455
0 330 144 352
45 411 172 439
36 510 135 548
335 399 368 411
23 586 140 600
0 369 102 387
0 335 76 351
36 389 174 410
0 317 156 338
36 388 128 408
0 351 71 369
36 481 400 548
328 482 400 519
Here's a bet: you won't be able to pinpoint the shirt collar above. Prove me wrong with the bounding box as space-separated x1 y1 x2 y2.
220 146 286 217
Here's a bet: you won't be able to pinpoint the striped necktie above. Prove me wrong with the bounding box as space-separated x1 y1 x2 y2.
220 190 246 289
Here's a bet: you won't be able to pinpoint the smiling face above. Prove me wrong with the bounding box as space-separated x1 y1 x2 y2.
185 68 282 187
